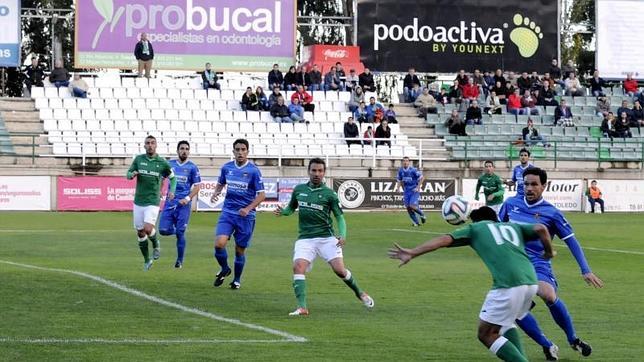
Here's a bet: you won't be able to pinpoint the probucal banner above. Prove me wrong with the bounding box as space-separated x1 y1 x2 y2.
357 0 558 72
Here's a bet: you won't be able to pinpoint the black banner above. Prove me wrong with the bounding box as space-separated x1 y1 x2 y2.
333 178 456 210
358 0 558 72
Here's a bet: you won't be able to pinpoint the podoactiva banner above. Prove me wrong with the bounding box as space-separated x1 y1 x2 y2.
333 178 455 210
357 0 558 72
75 0 296 71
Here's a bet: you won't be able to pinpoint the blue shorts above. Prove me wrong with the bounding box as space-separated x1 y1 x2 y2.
215 212 256 249
159 202 192 234
533 260 558 291
403 191 420 207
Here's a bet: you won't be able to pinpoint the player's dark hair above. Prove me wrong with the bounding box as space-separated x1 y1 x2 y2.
519 148 531 156
145 135 156 141
177 140 190 150
484 160 494 166
233 138 249 150
470 206 498 222
591 180 597 184
402 156 410 161
308 158 326 171
524 167 548 185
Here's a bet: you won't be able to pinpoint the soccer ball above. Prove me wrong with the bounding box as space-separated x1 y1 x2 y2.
441 195 471 225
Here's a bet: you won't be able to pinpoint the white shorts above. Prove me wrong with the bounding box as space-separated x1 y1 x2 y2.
133 204 160 230
293 236 343 266
479 284 538 327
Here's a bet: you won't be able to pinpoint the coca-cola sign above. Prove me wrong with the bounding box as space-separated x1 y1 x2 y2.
323 49 348 59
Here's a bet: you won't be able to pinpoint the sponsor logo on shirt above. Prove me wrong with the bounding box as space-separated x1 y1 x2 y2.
227 180 249 190
299 201 324 211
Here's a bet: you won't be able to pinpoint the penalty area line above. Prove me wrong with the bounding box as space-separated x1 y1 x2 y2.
0 260 307 343
0 338 298 345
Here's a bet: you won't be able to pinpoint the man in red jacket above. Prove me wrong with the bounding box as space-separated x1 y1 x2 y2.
623 73 639 97
291 85 315 113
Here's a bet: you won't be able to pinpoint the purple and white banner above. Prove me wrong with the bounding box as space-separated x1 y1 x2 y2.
75 0 296 70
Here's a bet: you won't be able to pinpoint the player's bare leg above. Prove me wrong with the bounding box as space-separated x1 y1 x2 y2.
329 257 374 309
289 258 310 315
213 235 231 287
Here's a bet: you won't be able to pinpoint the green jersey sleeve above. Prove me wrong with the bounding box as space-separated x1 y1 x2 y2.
448 225 472 247
126 157 139 179
518 223 539 240
330 191 343 217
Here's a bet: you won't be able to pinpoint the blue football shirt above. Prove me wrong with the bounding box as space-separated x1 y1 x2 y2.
397 167 423 194
499 196 574 263
218 161 264 217
511 163 534 196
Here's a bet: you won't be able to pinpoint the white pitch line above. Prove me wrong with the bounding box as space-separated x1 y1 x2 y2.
0 338 298 345
388 229 644 256
0 260 307 343
0 230 126 233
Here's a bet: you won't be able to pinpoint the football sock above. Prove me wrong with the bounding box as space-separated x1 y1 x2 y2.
407 210 420 224
138 235 149 263
293 274 307 308
516 312 553 348
176 231 186 263
149 228 159 249
414 208 425 217
547 298 577 344
502 327 525 356
233 254 245 283
342 270 363 299
489 336 528 362
214 247 229 270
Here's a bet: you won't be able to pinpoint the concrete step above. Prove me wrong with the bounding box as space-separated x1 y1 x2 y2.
2 111 40 122
0 98 36 112
4 120 43 133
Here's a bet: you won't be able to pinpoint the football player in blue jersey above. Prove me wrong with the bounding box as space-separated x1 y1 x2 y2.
504 148 534 197
395 157 426 226
210 139 265 289
499 167 604 360
159 141 201 269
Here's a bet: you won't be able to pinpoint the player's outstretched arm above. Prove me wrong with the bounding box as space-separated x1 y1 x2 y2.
334 213 347 247
533 224 555 259
210 183 225 203
167 172 177 201
388 235 454 267
562 235 604 288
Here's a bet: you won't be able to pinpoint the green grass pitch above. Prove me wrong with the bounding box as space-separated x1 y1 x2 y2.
1 211 643 361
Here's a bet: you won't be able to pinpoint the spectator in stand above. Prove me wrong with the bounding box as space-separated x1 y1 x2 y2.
455 69 468 87
529 71 541 91
562 60 576 80
483 71 495 94
385 104 398 124
461 77 480 109
268 63 284 90
586 180 605 214
365 97 385 123
295 65 309 89
283 66 298 91
436 87 449 105
537 81 558 107
408 83 422 104
484 91 503 115
522 118 548 147
291 85 315 113
335 62 346 85
359 68 375 92
472 69 485 90
375 119 392 147
549 58 564 87
616 112 632 138
521 90 540 115
348 86 365 113
256 86 269 111
601 112 617 138
49 60 70 88
565 72 584 96
270 95 290 123
554 99 574 126
346 69 359 92
517 72 532 94
595 96 611 118
344 116 360 146
324 66 342 91
445 109 467 136
268 86 282 108
503 81 516 100
23 56 44 95
542 72 555 88
363 125 374 145
492 81 507 104
636 89 644 106
201 63 220 91
69 74 89 98
616 100 633 120
589 70 606 97
134 32 154 78
493 68 506 87
288 97 305 123
354 101 368 124
447 80 462 105
465 100 483 125
507 88 523 115
623 73 638 97
631 100 644 129
241 87 260 111
403 68 422 103
414 88 438 118
307 64 322 91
